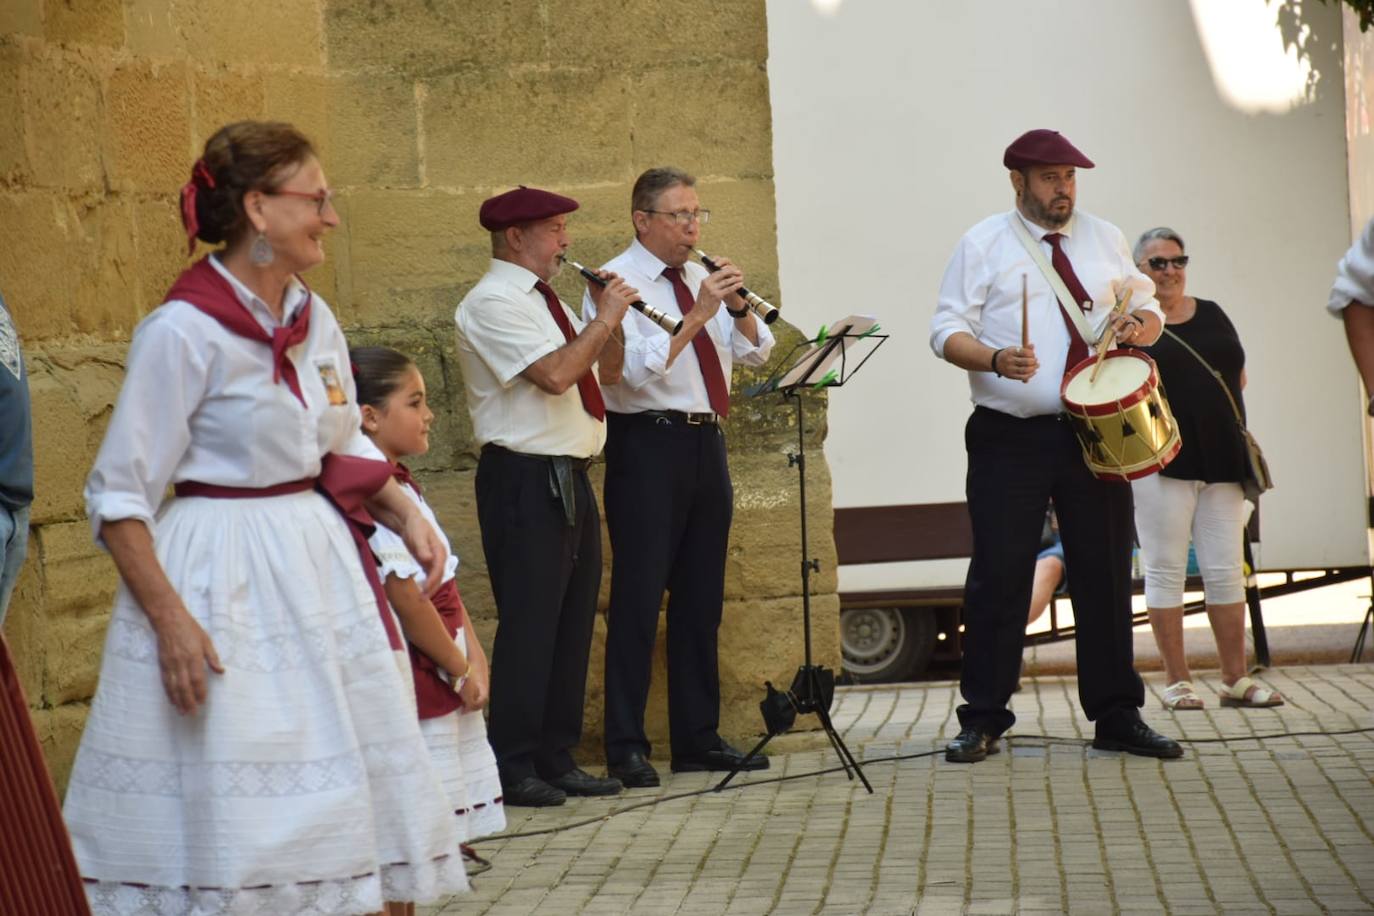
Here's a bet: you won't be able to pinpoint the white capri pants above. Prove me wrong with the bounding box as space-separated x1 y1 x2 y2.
1131 474 1247 608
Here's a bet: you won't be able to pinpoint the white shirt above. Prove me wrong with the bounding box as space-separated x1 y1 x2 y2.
930 209 1161 418
454 258 606 458
582 239 775 414
362 473 460 591
1329 215 1374 315
85 256 365 541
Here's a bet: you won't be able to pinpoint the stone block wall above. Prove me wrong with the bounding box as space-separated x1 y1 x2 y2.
1 0 839 788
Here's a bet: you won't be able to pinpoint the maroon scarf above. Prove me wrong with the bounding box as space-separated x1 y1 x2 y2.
166 257 312 408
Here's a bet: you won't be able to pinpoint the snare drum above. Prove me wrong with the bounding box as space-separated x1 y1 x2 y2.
1060 349 1181 482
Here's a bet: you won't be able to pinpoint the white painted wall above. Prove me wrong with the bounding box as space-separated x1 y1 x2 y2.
765 0 1368 580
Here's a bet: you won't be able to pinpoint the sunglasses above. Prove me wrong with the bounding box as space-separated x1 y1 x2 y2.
1146 255 1189 270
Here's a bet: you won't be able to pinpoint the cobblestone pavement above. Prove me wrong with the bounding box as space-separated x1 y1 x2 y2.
423 665 1374 915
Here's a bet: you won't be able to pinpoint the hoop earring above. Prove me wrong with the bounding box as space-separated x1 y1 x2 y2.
250 232 274 266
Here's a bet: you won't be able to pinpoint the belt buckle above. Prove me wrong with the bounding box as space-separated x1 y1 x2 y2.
686 412 705 426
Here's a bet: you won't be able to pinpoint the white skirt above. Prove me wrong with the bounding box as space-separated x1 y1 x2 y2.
63 491 469 915
418 628 506 842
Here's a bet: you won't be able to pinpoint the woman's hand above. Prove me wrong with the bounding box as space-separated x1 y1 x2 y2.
100 518 225 715
153 604 224 715
400 511 448 598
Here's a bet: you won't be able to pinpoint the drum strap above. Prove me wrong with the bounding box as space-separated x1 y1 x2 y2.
1008 213 1099 349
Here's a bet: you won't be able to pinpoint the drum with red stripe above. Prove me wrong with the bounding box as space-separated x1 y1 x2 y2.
1060 349 1181 482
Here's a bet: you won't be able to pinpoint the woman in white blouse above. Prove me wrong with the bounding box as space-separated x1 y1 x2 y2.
63 121 466 916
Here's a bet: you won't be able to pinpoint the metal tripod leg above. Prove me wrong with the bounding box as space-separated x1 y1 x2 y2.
1353 604 1374 663
814 701 872 793
714 732 775 792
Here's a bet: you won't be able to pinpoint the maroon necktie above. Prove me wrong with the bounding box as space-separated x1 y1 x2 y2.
534 280 606 421
1042 232 1091 372
663 266 730 417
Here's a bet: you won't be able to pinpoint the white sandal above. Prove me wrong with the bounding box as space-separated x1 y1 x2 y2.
1161 680 1204 710
1218 676 1284 708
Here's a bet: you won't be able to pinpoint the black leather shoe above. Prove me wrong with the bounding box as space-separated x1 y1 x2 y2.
671 739 769 773
944 726 1001 763
608 751 660 788
546 767 623 796
501 775 566 807
1092 719 1184 759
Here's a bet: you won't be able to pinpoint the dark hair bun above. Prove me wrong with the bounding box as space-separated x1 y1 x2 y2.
192 121 316 247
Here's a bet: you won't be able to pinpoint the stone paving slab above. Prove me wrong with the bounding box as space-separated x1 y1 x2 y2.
423 665 1374 915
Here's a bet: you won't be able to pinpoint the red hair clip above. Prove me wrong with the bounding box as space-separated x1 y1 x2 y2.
179 159 217 256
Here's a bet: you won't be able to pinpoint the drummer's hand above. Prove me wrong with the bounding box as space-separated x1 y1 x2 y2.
1112 312 1148 345
994 344 1038 381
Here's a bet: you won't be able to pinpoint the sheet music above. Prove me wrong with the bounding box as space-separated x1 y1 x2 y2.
775 314 880 389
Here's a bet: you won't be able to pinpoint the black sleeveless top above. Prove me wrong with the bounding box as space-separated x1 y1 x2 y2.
1134 298 1248 483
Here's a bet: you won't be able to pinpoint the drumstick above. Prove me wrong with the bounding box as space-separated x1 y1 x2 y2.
1088 286 1134 384
1020 274 1029 384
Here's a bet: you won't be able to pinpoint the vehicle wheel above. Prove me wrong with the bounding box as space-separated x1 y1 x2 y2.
840 606 937 683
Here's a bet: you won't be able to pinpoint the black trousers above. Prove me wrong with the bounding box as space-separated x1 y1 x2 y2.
602 412 732 762
476 445 601 782
959 406 1144 736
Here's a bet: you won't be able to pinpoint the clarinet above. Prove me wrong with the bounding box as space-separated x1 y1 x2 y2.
694 249 780 324
559 255 683 336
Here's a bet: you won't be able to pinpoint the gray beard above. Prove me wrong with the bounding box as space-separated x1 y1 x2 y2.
1020 192 1072 229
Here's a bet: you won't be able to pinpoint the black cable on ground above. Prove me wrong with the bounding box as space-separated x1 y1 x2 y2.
472 725 1374 844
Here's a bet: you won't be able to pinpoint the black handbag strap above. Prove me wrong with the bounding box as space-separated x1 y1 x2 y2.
1160 327 1248 431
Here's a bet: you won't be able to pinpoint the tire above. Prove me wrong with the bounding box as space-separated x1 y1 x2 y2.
840 606 938 683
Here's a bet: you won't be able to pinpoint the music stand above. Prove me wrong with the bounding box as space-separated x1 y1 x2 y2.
715 316 887 793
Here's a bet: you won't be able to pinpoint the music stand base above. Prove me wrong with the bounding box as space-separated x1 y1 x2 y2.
714 665 873 794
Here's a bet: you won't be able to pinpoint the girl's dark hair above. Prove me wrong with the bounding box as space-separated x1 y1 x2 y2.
194 121 316 246
350 346 417 408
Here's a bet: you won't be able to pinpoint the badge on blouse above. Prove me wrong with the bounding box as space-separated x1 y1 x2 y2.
314 357 348 406
0 302 22 382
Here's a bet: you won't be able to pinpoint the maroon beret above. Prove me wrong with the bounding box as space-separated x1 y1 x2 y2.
479 185 580 231
1003 129 1095 170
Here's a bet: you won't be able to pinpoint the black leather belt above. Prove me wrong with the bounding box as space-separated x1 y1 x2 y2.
636 409 719 426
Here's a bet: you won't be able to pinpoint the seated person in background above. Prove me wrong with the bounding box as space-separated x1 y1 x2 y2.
1027 508 1066 630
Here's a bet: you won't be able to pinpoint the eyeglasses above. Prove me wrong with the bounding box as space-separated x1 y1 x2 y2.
1146 255 1189 270
267 188 335 216
641 208 710 226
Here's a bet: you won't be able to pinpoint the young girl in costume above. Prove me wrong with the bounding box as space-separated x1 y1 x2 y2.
351 347 506 884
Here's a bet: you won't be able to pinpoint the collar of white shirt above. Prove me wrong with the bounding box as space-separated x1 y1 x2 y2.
487 257 542 295
1014 208 1077 244
625 238 681 282
206 255 311 333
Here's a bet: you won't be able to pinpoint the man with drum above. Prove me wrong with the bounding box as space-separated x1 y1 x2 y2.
929 129 1182 763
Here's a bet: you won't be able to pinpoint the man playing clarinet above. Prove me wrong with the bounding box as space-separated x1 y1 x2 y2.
586 167 775 786
455 186 637 806
929 130 1182 763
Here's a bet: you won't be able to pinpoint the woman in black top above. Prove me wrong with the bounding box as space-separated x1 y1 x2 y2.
1130 227 1282 711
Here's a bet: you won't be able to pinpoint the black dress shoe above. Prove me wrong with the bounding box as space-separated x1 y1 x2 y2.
608 751 660 788
1092 719 1184 759
944 726 1001 763
501 775 566 807
545 767 623 796
671 739 769 773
